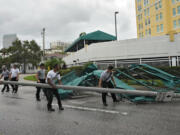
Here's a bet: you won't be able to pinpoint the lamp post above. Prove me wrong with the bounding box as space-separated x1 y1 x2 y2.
41 28 45 61
114 11 119 40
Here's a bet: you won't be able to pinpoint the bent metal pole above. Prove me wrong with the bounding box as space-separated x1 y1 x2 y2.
0 81 160 97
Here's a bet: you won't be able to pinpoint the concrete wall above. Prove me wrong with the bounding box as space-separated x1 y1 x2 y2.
63 33 180 67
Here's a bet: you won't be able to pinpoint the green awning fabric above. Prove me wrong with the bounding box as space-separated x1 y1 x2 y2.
65 30 116 52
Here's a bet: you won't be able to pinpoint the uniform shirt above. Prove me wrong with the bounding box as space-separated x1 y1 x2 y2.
46 70 61 85
10 68 20 78
37 69 45 80
100 70 112 82
2 70 9 78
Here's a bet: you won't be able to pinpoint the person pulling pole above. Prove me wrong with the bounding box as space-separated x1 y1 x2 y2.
46 64 64 112
35 63 47 101
9 64 20 93
98 65 119 106
0 66 10 93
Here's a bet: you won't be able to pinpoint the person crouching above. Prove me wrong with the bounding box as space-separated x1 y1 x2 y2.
98 65 119 106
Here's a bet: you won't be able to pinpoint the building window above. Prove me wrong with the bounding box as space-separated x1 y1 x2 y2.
160 24 163 32
155 3 158 10
148 18 150 25
144 0 149 6
160 12 163 20
138 5 142 12
138 15 141 21
178 6 180 14
144 0 146 6
149 28 151 35
172 0 175 4
173 8 176 16
159 0 162 8
157 25 160 32
144 9 147 16
156 14 159 21
178 19 180 27
138 14 143 21
173 20 177 29
147 8 150 16
146 29 148 35
139 32 143 38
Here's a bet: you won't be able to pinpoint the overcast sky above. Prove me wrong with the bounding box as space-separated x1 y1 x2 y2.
0 0 137 49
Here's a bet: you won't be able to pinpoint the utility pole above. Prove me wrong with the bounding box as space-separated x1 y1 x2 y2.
41 28 45 61
114 11 119 40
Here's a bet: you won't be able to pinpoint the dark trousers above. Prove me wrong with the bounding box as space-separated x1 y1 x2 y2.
47 88 62 109
1 77 9 92
102 81 117 104
11 77 18 93
36 79 47 100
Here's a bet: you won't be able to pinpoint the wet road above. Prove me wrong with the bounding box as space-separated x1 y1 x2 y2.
0 83 180 135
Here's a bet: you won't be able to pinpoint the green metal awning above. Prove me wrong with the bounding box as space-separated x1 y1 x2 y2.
65 30 116 52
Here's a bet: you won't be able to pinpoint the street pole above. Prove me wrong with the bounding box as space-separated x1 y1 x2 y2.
1 81 178 102
114 11 119 40
41 28 45 61
23 45 26 74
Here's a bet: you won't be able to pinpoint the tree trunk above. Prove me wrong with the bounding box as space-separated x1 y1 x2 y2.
23 58 26 74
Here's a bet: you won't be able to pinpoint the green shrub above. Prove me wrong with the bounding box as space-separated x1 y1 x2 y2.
59 63 93 76
24 75 37 81
123 79 164 87
60 69 72 76
82 62 94 70
45 58 65 70
158 66 180 77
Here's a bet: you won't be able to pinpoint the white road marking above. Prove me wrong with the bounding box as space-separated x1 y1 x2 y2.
52 104 121 114
68 100 87 105
121 112 128 115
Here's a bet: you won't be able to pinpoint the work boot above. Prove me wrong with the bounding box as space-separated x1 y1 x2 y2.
14 89 18 93
59 107 64 111
36 98 41 102
103 102 108 106
47 104 55 112
113 99 120 103
1 89 5 93
48 108 55 112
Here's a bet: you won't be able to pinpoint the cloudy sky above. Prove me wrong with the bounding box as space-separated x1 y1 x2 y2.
0 0 137 49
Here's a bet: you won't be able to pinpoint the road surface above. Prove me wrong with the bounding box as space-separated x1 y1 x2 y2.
0 75 180 135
